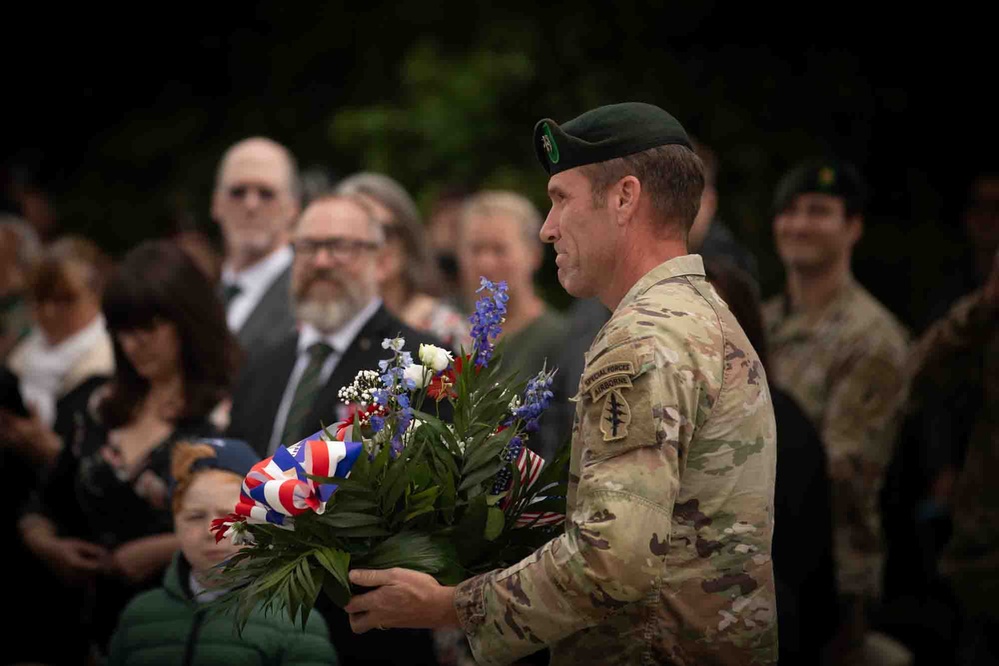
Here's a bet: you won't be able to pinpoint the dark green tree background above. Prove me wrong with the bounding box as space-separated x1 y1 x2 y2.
3 2 993 326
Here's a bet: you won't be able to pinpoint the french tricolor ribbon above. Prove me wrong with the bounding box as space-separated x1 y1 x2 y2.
502 446 565 529
234 429 362 528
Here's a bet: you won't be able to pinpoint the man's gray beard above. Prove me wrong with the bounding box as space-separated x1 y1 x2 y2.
296 297 364 334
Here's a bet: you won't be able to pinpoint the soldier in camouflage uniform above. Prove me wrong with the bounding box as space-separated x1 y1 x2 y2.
762 159 909 660
345 103 778 666
913 251 999 662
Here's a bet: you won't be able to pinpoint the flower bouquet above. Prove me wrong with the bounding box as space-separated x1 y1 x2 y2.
212 279 568 628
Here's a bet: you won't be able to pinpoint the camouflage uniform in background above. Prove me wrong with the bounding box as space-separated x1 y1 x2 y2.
908 289 999 620
763 276 909 598
454 255 779 666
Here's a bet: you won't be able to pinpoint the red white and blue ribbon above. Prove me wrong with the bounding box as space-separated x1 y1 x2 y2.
503 446 565 528
234 429 362 528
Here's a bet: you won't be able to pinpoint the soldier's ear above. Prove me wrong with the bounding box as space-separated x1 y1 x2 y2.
614 175 642 225
846 214 863 246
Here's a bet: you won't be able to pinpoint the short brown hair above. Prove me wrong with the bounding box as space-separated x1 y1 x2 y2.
334 173 440 295
460 190 543 250
29 236 111 302
170 441 221 514
582 144 705 236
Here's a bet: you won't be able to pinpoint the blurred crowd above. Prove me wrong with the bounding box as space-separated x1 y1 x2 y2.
0 136 996 666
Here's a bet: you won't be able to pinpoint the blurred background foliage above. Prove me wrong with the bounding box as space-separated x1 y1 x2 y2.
2 1 992 326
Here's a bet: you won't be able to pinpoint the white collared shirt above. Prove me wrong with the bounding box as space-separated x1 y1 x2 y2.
221 245 294 333
267 298 382 455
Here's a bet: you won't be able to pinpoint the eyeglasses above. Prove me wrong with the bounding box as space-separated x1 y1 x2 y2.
228 185 277 201
292 237 382 260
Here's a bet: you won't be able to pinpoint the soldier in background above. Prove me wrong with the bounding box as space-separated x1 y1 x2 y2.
909 251 999 666
763 159 910 664
344 102 778 666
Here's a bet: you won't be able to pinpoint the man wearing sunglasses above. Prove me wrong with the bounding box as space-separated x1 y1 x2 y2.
211 137 301 356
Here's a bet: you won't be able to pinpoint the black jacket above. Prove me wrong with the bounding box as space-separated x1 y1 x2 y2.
226 305 444 665
228 305 444 458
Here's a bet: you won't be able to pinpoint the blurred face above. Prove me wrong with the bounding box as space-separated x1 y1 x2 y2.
292 199 381 332
458 212 539 302
116 318 182 382
212 142 299 261
174 470 243 581
964 176 999 255
773 193 860 273
539 168 616 298
31 264 102 346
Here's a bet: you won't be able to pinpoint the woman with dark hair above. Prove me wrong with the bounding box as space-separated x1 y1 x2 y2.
18 240 240 662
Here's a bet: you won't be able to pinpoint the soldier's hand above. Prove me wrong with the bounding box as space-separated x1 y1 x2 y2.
345 568 459 633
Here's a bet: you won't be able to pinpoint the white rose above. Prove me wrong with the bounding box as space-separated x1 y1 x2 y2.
419 344 454 372
403 363 428 389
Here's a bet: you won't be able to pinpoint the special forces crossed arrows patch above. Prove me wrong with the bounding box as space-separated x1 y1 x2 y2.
581 357 636 441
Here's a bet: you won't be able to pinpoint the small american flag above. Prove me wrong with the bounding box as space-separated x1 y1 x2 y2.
502 446 565 528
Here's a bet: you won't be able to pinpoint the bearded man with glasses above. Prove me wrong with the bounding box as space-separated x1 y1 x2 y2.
226 193 444 666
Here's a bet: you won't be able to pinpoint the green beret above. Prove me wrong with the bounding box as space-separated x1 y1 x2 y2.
773 158 866 215
533 102 692 175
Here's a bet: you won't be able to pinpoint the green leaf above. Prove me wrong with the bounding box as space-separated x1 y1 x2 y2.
484 507 505 541
326 497 380 513
314 547 351 607
332 525 393 538
322 511 385 528
458 458 506 491
322 574 351 608
357 532 455 575
402 505 437 522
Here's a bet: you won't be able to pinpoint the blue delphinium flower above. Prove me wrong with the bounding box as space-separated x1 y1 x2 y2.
512 366 557 433
469 278 508 368
376 337 415 455
491 366 557 494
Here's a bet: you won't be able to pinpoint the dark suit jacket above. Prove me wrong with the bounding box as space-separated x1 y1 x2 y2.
228 304 443 457
227 305 444 665
234 265 297 357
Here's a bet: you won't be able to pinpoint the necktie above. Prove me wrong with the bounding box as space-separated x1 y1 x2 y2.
280 342 335 446
221 282 243 308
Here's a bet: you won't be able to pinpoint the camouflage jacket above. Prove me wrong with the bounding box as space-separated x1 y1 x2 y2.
454 255 778 666
913 290 999 618
763 276 909 597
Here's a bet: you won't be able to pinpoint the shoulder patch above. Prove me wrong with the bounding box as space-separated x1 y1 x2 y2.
582 361 634 395
600 389 631 441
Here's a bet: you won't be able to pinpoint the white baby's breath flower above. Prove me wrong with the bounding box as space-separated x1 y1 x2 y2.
418 344 453 372
403 363 428 389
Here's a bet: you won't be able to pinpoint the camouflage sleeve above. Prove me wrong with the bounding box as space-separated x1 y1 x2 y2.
822 336 908 594
453 338 693 666
908 290 998 403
